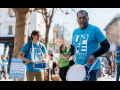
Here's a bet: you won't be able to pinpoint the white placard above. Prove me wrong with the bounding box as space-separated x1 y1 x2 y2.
109 43 116 52
0 43 4 55
5 45 9 58
9 58 26 79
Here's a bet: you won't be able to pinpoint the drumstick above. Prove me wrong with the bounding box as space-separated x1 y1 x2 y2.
76 64 87 70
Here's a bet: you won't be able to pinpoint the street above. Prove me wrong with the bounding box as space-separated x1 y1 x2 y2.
0 73 119 81
97 74 117 81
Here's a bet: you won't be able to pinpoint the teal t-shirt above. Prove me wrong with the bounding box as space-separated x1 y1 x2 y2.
1 59 8 67
116 59 120 63
71 24 106 70
21 41 47 72
0 59 2 69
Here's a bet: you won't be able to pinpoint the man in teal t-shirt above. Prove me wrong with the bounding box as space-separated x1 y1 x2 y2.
18 30 49 81
67 10 110 81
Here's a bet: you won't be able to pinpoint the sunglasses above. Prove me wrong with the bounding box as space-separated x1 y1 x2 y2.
37 35 42 37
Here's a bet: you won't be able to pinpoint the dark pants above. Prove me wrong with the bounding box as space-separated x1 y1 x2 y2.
85 67 98 81
59 66 69 81
96 68 101 78
116 63 120 81
53 62 57 75
1 71 7 79
0 70 1 80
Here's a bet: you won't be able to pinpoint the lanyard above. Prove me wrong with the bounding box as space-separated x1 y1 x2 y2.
32 41 34 61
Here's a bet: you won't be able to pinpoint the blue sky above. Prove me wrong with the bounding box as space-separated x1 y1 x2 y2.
49 8 120 41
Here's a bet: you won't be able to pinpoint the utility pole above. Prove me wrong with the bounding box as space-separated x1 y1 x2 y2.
53 36 56 52
63 22 68 44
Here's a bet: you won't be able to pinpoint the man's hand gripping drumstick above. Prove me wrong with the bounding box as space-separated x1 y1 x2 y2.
76 55 95 70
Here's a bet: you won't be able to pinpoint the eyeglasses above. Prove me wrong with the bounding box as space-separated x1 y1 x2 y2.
37 35 42 37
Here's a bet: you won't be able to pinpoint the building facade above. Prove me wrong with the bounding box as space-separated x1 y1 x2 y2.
104 14 120 56
53 24 64 53
0 8 53 72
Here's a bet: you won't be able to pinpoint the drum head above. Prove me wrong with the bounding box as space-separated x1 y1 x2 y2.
67 64 86 81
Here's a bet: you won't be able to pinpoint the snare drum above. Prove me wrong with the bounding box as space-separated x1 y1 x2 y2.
67 64 88 81
33 62 49 69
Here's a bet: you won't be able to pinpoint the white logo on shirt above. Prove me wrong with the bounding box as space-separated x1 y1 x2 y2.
73 34 89 61
30 48 42 60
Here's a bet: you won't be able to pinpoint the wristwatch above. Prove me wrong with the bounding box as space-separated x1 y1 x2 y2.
24 58 27 61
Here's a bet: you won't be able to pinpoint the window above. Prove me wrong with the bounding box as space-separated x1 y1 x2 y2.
8 26 13 34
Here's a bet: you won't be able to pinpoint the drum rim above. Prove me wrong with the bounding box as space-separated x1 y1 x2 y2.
66 64 86 81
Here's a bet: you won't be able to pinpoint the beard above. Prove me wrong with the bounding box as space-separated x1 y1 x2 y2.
79 22 89 29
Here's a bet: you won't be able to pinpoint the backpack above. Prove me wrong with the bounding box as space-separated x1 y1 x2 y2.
23 41 43 64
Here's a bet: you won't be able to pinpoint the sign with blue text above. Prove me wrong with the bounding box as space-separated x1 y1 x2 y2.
9 58 25 79
0 43 4 55
109 43 116 52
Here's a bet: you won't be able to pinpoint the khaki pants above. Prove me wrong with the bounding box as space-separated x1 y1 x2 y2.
26 71 44 81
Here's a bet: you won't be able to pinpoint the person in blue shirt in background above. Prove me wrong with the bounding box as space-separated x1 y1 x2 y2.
1 55 8 79
66 10 110 81
0 55 2 80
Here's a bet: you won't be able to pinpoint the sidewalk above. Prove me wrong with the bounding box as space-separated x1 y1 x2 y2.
97 74 117 81
0 73 13 81
0 73 119 81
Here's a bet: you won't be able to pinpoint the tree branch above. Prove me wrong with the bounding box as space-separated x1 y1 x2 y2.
36 11 43 14
71 8 77 14
33 8 46 11
11 8 18 14
60 8 66 14
49 8 54 26
53 8 59 14
60 8 69 15
36 10 47 25
42 10 47 25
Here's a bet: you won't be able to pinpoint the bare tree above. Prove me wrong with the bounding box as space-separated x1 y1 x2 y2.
37 8 74 51
37 8 58 51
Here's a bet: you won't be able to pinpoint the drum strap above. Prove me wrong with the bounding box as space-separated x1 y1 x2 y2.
88 57 99 74
84 58 99 81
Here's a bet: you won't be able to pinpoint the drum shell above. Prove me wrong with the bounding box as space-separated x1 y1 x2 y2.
67 64 86 81
33 62 49 69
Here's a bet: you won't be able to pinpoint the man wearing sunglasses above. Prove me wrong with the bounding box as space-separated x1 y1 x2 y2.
18 30 48 81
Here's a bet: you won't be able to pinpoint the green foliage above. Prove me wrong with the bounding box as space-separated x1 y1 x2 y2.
49 41 53 47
